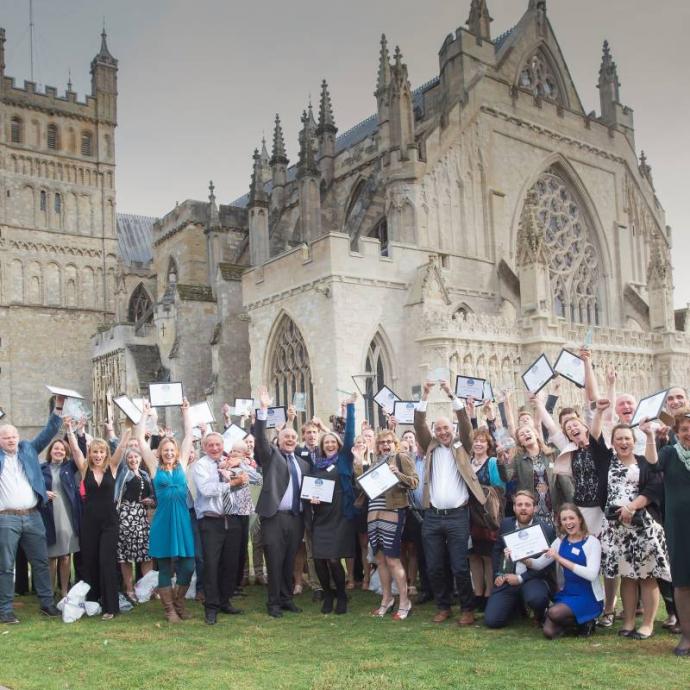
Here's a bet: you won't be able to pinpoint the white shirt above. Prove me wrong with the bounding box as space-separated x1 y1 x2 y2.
191 454 234 519
0 453 37 510
429 443 469 509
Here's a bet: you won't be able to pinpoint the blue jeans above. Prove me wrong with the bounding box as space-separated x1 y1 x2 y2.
0 512 54 613
422 507 474 612
484 578 550 628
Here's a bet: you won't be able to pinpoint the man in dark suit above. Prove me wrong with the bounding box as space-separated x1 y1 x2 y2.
254 386 311 618
484 490 556 629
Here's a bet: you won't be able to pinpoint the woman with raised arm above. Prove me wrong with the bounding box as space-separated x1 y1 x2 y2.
136 399 195 623
589 400 670 638
533 503 604 639
353 431 375 589
40 438 81 598
642 411 690 656
364 430 418 621
65 419 128 620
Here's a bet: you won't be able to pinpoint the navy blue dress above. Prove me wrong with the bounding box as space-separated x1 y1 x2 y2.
553 536 603 623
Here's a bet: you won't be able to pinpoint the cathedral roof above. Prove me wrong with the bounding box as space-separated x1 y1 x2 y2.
229 77 438 208
117 213 155 266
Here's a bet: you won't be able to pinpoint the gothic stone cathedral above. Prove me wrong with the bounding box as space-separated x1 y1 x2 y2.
2 2 687 435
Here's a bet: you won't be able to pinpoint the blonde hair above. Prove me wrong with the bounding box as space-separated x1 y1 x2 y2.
87 438 111 470
515 424 553 457
157 436 180 469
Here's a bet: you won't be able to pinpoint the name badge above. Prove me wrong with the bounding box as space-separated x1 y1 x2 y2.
571 547 580 555
300 451 309 457
326 464 336 473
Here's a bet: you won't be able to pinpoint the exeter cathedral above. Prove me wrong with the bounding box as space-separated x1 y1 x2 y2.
2 1 688 435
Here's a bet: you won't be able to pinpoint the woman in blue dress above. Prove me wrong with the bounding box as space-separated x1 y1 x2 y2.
530 503 604 638
137 399 195 623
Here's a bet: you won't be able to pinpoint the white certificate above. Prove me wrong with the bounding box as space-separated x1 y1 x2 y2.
631 389 669 427
373 385 400 415
149 382 184 407
293 392 307 412
259 406 287 429
188 401 215 427
62 397 90 420
521 355 554 394
0 407 5 420
222 423 248 452
553 349 585 388
46 385 84 400
356 460 400 500
300 475 336 503
393 401 418 425
113 395 143 425
455 375 486 400
234 398 254 416
428 367 451 383
503 524 550 561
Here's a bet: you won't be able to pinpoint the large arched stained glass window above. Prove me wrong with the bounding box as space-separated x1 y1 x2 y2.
519 50 562 103
531 169 602 325
268 315 313 426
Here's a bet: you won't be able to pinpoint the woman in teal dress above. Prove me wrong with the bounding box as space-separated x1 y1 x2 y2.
643 412 690 657
137 399 195 623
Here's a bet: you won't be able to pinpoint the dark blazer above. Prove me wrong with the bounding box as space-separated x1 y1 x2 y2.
491 516 557 591
254 418 311 519
40 459 82 545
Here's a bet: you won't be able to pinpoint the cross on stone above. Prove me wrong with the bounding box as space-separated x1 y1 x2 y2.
160 323 166 337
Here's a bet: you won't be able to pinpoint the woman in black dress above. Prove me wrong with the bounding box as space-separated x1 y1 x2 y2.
306 396 357 614
66 419 127 620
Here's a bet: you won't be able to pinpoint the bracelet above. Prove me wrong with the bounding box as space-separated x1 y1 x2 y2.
623 505 635 516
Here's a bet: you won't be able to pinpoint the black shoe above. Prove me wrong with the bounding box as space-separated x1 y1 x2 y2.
321 592 334 614
577 621 596 637
632 630 653 640
415 591 434 605
267 607 283 618
39 604 60 618
311 590 323 603
335 596 348 615
618 628 635 638
233 588 246 597
281 602 302 613
219 604 243 615
204 608 217 625
0 612 19 624
673 646 690 657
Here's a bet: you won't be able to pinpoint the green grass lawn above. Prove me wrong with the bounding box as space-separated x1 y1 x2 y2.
1 587 687 690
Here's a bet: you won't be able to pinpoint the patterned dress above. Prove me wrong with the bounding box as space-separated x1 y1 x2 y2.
600 456 671 580
116 474 152 563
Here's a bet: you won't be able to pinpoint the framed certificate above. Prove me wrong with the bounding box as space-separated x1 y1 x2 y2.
149 382 184 408
553 349 585 388
455 375 486 400
373 385 400 415
427 367 451 383
356 460 400 500
257 406 287 429
521 355 554 394
188 401 215 427
292 392 307 412
113 395 143 425
631 389 669 427
222 423 248 452
475 380 494 407
502 524 550 561
300 475 336 503
392 401 418 425
46 385 84 400
234 398 254 416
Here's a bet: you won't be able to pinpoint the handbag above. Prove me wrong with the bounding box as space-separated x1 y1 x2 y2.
605 505 643 527
469 485 504 532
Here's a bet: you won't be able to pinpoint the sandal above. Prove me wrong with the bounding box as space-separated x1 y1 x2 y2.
101 613 115 621
597 611 615 628
345 579 355 591
124 591 138 605
392 605 412 621
371 600 395 617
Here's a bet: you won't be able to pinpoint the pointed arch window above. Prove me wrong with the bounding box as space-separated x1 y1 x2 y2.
519 50 562 104
268 315 313 426
81 131 93 157
529 169 602 325
368 217 388 256
128 283 153 324
47 123 59 150
167 257 178 286
10 116 23 144
364 334 391 428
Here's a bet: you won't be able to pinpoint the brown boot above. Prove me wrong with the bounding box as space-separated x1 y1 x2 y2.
173 585 192 620
159 586 181 623
457 611 476 626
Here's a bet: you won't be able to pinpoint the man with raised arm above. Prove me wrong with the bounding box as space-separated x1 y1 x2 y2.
414 379 486 626
0 398 64 624
254 385 311 618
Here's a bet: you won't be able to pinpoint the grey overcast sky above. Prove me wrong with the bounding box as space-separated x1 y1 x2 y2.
2 0 689 305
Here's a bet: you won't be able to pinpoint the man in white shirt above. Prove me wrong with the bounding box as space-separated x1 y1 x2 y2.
192 432 246 625
0 402 64 624
413 380 487 626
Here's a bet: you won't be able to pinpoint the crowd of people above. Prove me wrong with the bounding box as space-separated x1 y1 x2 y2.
0 346 688 658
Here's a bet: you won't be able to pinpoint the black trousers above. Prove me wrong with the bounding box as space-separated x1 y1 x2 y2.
262 511 304 610
80 517 119 615
405 510 432 595
236 515 250 588
199 515 242 611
